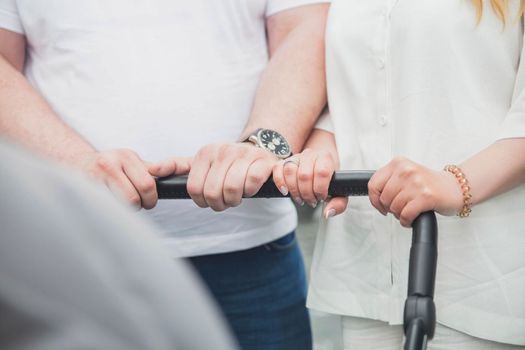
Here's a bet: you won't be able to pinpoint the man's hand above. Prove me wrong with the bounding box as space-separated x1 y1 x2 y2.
79 149 191 210
187 143 279 211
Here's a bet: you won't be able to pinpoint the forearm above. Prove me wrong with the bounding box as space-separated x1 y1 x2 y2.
0 54 95 166
460 138 525 206
241 7 328 153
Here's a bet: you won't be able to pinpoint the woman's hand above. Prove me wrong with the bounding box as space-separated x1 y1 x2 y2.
368 157 464 227
272 148 349 218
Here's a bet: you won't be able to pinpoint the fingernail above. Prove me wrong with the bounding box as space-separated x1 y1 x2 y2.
309 201 318 209
325 209 336 219
279 186 289 196
294 197 305 206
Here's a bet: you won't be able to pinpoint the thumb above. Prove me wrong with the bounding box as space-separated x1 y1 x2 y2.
323 197 349 219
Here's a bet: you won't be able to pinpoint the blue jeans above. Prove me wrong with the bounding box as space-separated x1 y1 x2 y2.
189 232 312 350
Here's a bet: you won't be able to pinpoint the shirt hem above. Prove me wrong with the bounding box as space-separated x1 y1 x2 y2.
307 287 525 345
162 212 297 258
306 285 405 325
266 0 331 17
438 304 525 346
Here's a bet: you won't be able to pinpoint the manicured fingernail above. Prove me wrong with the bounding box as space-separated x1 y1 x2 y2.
309 201 318 209
325 209 336 219
279 186 289 196
294 197 305 206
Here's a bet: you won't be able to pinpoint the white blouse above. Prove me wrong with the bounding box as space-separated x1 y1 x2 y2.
309 0 525 345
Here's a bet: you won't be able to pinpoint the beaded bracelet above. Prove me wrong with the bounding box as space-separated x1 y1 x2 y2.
443 164 472 218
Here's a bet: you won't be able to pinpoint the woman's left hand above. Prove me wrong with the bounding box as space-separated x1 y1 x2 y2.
368 157 464 227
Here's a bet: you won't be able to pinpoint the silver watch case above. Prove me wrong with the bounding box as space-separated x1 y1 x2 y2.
247 128 292 159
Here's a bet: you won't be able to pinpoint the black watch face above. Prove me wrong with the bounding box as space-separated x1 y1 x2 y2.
259 129 291 157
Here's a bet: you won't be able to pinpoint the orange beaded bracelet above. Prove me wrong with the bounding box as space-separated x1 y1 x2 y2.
443 164 472 218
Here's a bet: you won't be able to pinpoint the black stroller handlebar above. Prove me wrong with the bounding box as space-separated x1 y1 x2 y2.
156 170 374 199
155 170 438 350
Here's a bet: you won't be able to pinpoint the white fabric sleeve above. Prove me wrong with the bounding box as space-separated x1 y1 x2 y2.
266 0 330 17
0 0 23 34
497 33 525 139
314 107 334 133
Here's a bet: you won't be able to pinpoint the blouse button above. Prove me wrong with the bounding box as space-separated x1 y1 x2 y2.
378 58 385 69
379 115 387 126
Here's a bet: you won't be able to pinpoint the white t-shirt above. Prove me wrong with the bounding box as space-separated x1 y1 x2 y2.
309 0 525 345
0 0 328 257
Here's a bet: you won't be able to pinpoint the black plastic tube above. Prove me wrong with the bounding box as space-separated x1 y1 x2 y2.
156 170 374 199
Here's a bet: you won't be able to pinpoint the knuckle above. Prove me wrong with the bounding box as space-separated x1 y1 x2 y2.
411 174 427 188
399 165 417 178
209 203 225 212
128 194 141 206
205 189 222 202
227 197 242 207
392 156 407 166
283 165 296 177
390 200 401 212
319 150 334 163
421 187 434 199
196 148 209 159
229 143 247 157
197 144 216 159
320 150 333 158
247 172 264 184
298 171 312 182
244 186 258 197
216 147 230 162
119 149 137 160
142 199 157 210
137 177 156 193
390 208 399 217
223 183 240 195
315 166 332 179
186 182 201 197
368 182 379 196
400 213 410 224
193 200 208 209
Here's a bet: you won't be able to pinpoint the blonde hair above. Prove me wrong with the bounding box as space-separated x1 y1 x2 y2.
471 0 525 24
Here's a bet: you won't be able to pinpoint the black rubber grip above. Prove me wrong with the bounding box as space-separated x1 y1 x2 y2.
156 170 375 199
408 212 438 298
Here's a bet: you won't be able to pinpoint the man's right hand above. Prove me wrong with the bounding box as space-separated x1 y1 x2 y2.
187 142 279 211
78 149 191 210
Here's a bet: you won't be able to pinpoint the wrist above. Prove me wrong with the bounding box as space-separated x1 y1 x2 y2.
442 170 465 214
239 140 280 159
443 164 473 217
68 150 99 170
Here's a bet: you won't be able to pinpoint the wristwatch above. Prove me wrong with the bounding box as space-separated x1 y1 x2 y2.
243 128 292 159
